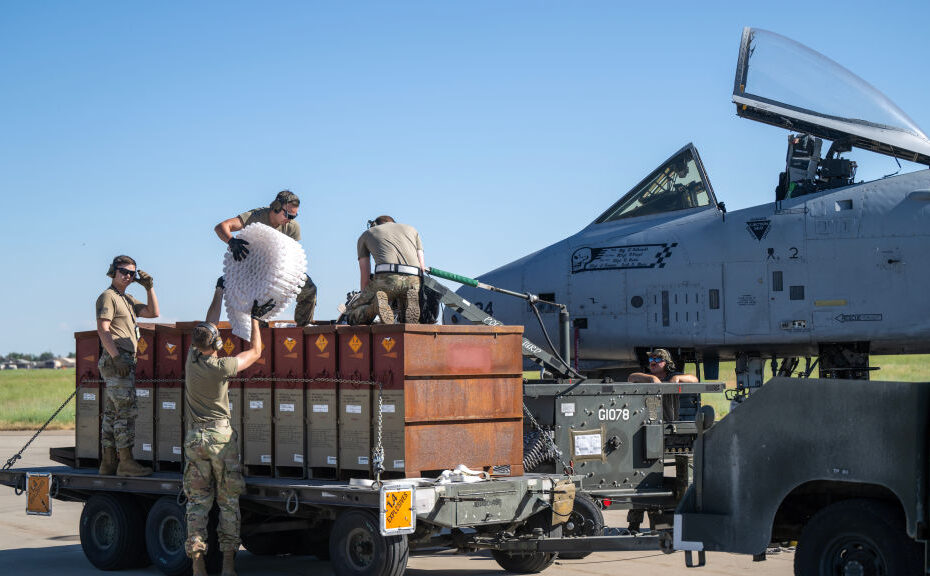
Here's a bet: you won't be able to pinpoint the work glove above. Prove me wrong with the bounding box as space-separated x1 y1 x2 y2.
135 270 154 290
113 354 133 378
216 276 225 290
228 238 250 262
251 298 275 319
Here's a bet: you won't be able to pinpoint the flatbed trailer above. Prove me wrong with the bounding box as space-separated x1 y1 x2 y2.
0 455 667 576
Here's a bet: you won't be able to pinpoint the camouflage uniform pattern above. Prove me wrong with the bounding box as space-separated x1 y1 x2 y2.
294 274 318 325
98 352 138 449
346 273 421 325
183 422 244 555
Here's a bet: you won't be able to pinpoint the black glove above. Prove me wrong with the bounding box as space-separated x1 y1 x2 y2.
228 238 250 262
251 298 275 319
216 276 225 290
113 354 133 378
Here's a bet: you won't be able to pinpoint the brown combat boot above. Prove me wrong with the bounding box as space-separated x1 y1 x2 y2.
191 552 207 576
221 550 237 576
376 291 395 324
402 287 420 324
116 447 152 477
98 446 117 475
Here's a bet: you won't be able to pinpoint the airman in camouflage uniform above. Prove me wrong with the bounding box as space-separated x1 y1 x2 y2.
183 292 270 576
95 255 159 477
215 190 318 325
346 215 425 324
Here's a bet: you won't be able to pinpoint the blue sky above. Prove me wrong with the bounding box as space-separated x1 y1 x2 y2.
2 1 928 356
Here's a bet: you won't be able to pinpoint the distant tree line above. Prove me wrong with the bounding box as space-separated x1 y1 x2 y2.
2 351 74 362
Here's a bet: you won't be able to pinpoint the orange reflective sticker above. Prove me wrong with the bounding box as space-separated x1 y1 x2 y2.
284 337 297 352
315 334 329 352
348 335 363 354
137 337 148 354
223 338 235 354
381 337 395 352
383 488 412 531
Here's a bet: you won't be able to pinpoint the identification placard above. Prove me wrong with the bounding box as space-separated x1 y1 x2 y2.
379 483 415 536
26 472 52 516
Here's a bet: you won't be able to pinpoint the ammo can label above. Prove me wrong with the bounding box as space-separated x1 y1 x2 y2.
313 404 329 413
250 400 263 410
293 454 304 463
279 403 295 412
82 393 96 401
346 404 362 414
137 389 150 398
172 446 181 455
261 455 271 463
162 401 176 410
327 456 337 465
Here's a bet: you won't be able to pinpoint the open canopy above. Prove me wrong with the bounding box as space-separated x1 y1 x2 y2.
733 27 930 165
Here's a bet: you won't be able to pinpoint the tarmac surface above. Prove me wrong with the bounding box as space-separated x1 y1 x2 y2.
0 430 793 575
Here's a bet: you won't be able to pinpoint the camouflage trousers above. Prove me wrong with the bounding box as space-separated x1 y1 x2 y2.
98 352 138 450
183 422 245 555
346 273 420 325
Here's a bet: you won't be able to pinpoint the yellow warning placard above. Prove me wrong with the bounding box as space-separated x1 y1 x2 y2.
380 485 415 535
283 337 297 352
137 337 148 355
26 473 52 516
381 337 395 352
348 335 363 354
223 338 235 354
315 334 329 352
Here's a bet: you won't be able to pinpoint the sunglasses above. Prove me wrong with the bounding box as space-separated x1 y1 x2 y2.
284 210 298 220
648 357 665 364
115 267 137 278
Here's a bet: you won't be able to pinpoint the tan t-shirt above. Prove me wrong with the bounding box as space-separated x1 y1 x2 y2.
185 347 239 423
357 222 423 266
239 207 301 241
95 287 145 355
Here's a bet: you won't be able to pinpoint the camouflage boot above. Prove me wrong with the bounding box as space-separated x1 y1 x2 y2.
191 552 207 576
221 550 237 576
294 275 317 326
116 447 152 477
376 291 394 324
402 287 420 324
98 446 117 475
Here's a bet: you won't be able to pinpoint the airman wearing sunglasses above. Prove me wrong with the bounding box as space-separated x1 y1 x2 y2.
627 348 698 422
95 254 160 477
214 190 318 325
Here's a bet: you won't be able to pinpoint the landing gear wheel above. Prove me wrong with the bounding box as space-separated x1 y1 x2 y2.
491 511 560 573
79 492 149 570
329 509 408 576
145 496 221 576
558 492 604 560
794 499 921 576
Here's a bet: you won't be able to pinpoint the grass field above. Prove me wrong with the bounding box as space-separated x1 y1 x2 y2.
1 356 928 430
0 368 75 430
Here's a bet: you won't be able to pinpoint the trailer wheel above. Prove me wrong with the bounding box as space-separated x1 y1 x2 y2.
329 509 408 576
794 499 922 576
558 492 604 560
79 492 148 570
145 496 221 576
491 511 560 573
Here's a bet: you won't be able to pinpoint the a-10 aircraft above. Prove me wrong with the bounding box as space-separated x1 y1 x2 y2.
445 27 930 387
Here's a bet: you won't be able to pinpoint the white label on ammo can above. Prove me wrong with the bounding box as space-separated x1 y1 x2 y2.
261 454 271 463
393 460 405 469
346 404 362 414
327 456 337 465
142 443 152 452
136 389 150 398
172 446 182 455
312 404 329 413
162 401 176 410
381 404 396 413
279 403 295 412
83 393 96 401
358 456 369 465
250 400 263 410
293 454 304 463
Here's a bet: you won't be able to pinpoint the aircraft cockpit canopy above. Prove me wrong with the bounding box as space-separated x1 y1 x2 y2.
595 145 717 224
733 27 930 165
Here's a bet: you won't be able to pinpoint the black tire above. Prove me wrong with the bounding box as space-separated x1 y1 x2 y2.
79 492 148 570
329 509 409 576
558 492 604 560
145 496 222 576
794 498 922 576
491 511 560 573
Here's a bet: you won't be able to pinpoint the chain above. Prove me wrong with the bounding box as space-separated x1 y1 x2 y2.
522 402 573 476
3 389 77 470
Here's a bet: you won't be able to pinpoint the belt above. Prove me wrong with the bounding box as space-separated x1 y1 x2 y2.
374 263 421 276
190 418 230 429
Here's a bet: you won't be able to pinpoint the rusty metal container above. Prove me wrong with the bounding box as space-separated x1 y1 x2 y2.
305 325 338 477
336 326 372 475
370 324 524 477
75 330 102 466
239 325 272 379
132 323 156 463
155 324 184 471
272 324 305 477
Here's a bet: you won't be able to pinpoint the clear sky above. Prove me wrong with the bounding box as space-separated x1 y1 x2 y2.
2 1 928 356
